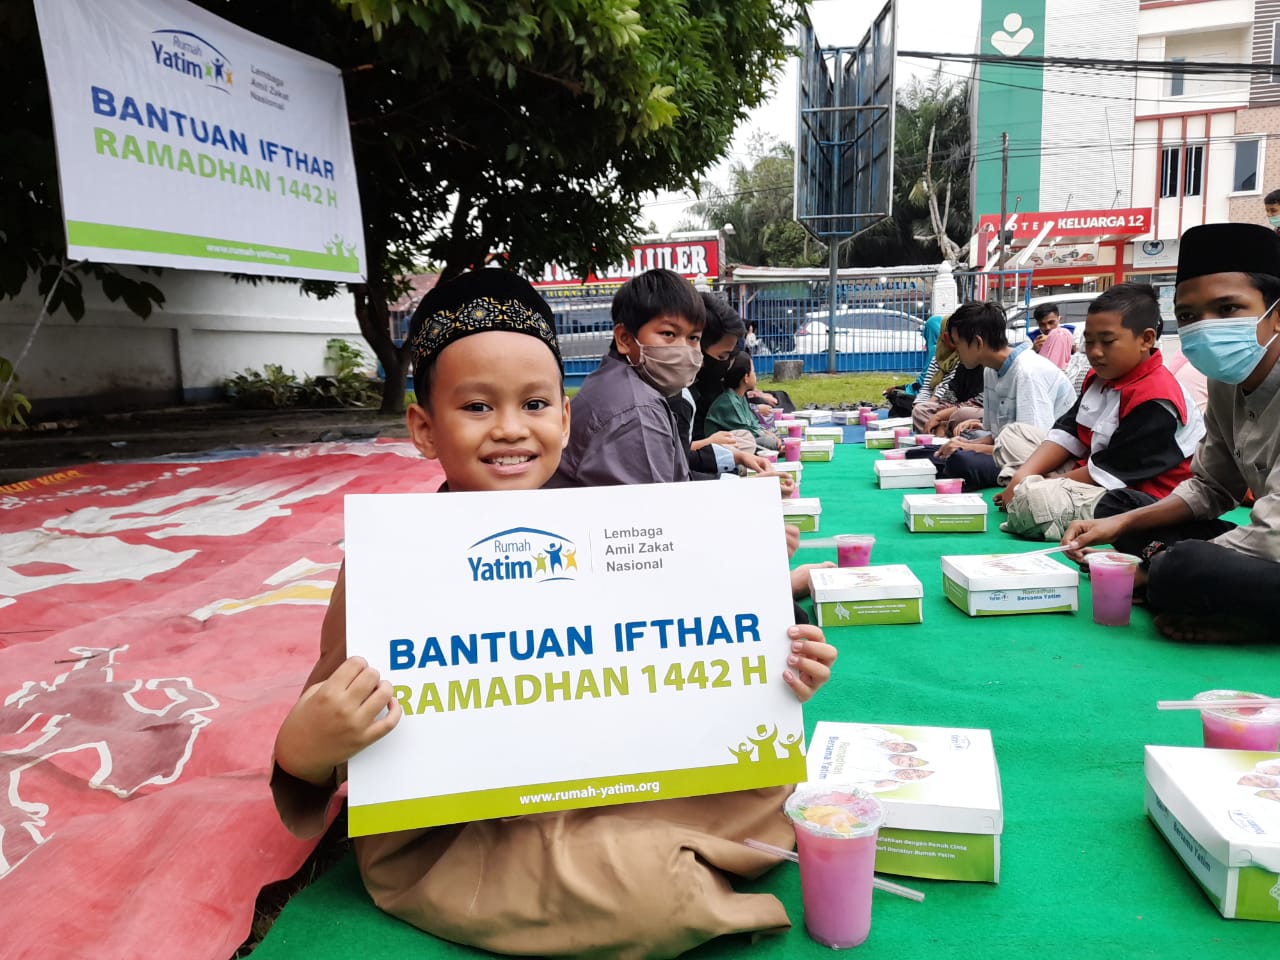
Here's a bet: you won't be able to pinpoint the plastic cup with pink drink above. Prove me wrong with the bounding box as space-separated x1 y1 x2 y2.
835 534 874 567
1194 690 1280 750
934 478 963 494
882 448 907 460
784 783 884 949
893 427 911 439
859 409 876 426
758 448 779 463
788 424 805 438
783 437 802 462
1085 552 1141 626
789 474 802 499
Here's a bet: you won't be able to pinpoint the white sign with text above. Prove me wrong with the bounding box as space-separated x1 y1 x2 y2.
343 481 806 835
35 0 364 281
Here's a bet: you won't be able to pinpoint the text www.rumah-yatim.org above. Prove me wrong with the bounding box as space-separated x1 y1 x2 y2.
518 780 661 805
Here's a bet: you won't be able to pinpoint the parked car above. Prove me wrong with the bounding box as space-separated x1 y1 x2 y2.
1003 293 1095 344
1004 291 1179 350
792 307 926 355
550 300 616 359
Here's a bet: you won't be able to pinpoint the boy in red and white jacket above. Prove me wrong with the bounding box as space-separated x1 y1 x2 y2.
995 283 1204 539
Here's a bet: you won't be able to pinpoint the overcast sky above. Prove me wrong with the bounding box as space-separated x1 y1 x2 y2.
642 0 982 234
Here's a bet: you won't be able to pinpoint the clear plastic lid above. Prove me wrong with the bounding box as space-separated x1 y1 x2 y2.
1193 689 1280 723
784 782 883 838
1084 551 1141 569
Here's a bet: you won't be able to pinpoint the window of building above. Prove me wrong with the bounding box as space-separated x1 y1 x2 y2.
1273 24 1280 84
1160 147 1180 198
1233 139 1260 192
1169 56 1186 97
1183 144 1204 196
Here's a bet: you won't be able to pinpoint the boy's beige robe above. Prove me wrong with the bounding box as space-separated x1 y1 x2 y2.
271 568 796 959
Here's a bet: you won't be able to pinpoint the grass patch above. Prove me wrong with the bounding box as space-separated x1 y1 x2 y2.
757 372 908 408
418 373 905 407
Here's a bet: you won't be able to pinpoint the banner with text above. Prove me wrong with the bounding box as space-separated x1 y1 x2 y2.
535 239 722 290
34 0 365 282
344 481 806 835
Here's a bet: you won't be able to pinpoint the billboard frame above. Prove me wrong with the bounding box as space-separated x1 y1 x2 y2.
793 1 896 243
792 1 897 371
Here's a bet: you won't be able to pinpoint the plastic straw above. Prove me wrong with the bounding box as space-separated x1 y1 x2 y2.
794 537 838 549
742 838 926 902
1157 697 1280 711
1002 543 1071 559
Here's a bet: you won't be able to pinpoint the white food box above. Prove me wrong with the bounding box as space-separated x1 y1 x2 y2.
874 459 936 489
804 426 844 443
865 429 897 450
940 552 1079 616
799 440 835 462
793 409 834 425
781 496 822 533
772 460 803 478
902 494 988 533
1145 745 1280 922
808 565 923 627
809 722 1003 882
879 417 913 430
832 411 855 425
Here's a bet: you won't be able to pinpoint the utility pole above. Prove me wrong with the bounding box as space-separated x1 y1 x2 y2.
996 131 1009 276
826 49 843 375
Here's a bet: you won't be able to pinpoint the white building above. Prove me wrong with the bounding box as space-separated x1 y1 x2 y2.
1128 0 1270 304
1131 0 1256 241
0 267 361 418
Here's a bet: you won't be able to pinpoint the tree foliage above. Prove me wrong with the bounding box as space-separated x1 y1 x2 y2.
846 72 971 267
2 0 803 411
682 137 826 268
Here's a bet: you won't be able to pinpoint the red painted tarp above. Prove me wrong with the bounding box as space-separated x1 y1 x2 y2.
0 441 443 960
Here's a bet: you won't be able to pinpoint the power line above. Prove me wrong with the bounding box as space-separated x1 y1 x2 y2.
900 50 1279 77
927 64 1247 110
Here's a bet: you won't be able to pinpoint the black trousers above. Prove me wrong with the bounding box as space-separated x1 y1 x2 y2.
937 450 1001 491
1094 489 1279 626
1092 488 1235 555
905 446 1001 492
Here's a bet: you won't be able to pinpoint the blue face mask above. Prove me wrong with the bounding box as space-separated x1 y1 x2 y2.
1179 303 1280 384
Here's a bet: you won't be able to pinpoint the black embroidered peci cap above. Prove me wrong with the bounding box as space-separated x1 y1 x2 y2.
407 270 562 398
1176 223 1280 286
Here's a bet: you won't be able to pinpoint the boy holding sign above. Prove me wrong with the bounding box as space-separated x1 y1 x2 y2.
271 270 837 958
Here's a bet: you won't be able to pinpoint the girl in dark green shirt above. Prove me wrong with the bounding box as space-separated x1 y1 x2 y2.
705 351 779 450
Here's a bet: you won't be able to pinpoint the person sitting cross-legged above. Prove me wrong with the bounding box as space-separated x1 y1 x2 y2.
994 283 1205 540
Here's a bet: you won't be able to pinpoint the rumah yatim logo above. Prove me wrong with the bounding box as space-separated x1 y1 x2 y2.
150 29 233 94
467 527 578 584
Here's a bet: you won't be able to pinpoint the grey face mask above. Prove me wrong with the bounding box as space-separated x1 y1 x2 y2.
630 344 703 397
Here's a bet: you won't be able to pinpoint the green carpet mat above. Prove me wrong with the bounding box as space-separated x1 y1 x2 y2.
252 440 1277 958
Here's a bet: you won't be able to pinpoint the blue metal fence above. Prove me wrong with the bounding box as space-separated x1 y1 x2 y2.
546 274 939 387
725 274 934 378
392 269 1038 390
953 269 1034 315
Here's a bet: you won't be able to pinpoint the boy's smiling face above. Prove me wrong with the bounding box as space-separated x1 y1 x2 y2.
406 331 568 492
